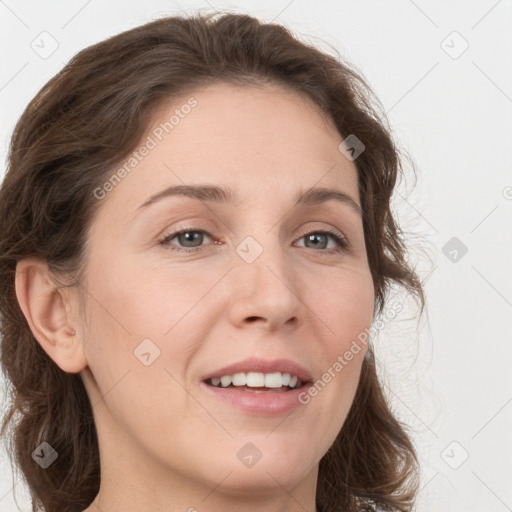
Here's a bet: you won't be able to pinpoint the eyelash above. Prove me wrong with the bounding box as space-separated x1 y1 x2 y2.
158 227 348 254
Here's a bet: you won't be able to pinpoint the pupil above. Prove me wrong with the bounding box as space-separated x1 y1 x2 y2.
182 232 201 246
307 233 326 249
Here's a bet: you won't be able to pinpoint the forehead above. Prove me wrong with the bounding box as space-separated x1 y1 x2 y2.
95 82 360 220
150 81 345 160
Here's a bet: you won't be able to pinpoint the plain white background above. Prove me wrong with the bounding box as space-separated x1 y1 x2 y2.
0 1 511 511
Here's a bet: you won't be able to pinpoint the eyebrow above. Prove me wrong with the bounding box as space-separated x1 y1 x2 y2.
137 184 362 217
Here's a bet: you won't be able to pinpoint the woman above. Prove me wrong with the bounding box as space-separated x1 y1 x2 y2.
0 11 424 512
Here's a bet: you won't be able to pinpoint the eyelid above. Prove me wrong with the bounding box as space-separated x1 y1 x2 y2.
295 223 345 240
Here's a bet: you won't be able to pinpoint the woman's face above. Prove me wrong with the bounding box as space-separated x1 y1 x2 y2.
77 82 375 508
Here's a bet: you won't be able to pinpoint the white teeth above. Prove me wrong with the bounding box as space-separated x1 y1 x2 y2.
264 372 283 388
220 375 232 387
246 372 265 387
232 373 246 386
208 371 303 389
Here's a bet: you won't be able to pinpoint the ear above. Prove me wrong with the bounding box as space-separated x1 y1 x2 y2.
14 257 88 374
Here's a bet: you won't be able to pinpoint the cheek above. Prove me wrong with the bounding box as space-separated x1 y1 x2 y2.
101 257 219 340
81 257 215 409
303 266 374 417
318 266 375 352
80 280 194 449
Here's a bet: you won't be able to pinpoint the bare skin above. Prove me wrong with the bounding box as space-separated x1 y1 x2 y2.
15 82 375 512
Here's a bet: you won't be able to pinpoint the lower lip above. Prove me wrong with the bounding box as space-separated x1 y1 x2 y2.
200 382 311 416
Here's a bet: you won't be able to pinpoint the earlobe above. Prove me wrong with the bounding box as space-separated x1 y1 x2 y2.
14 257 88 374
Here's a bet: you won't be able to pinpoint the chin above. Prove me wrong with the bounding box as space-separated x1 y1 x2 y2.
209 459 315 495
191 438 320 494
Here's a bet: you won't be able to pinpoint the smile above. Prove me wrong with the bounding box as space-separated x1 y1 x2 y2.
206 371 303 392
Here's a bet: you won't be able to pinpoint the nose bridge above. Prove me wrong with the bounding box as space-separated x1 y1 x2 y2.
228 222 303 329
234 214 288 280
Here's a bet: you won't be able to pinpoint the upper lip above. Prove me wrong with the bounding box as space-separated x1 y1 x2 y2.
201 357 313 383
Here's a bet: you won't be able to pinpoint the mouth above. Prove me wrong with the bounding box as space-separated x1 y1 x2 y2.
204 371 308 393
200 358 313 415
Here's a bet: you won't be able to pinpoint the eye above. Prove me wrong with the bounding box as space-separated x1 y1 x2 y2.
159 228 214 253
158 227 348 254
295 229 348 253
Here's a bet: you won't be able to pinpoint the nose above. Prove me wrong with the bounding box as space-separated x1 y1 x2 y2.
227 238 304 332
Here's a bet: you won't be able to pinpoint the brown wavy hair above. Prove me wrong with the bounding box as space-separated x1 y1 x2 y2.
0 11 425 512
